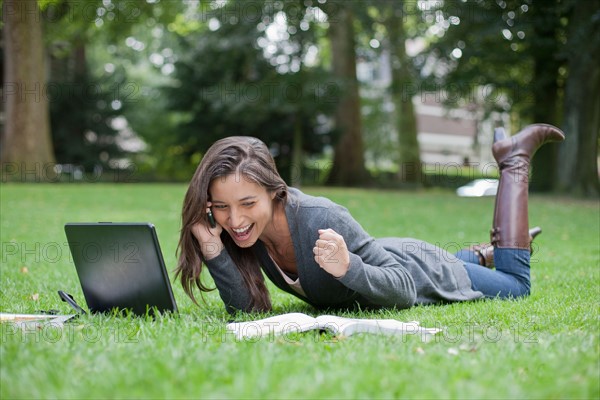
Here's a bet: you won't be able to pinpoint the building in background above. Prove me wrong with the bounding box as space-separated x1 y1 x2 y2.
357 48 510 175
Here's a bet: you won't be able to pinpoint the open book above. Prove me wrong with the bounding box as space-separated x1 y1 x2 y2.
226 312 441 340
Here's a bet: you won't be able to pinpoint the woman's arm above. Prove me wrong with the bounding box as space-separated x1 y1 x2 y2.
191 216 253 314
204 249 254 314
317 205 417 309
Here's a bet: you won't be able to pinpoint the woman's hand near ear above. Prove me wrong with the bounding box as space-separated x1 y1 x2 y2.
191 202 224 260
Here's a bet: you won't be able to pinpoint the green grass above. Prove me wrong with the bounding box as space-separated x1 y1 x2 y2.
1 183 598 399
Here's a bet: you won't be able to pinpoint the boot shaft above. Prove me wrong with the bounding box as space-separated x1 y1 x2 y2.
490 124 565 249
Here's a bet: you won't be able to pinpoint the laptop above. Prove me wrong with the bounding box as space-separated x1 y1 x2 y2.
64 222 178 316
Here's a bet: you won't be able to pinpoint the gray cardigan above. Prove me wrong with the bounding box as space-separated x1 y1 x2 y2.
206 188 483 313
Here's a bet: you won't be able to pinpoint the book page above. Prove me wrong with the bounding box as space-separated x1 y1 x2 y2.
315 315 441 337
226 313 442 339
226 312 319 339
1 313 55 322
0 313 75 327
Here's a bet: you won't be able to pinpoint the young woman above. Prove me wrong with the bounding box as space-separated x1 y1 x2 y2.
176 124 565 314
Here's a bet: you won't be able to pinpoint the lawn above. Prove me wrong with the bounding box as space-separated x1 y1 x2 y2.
1 183 598 399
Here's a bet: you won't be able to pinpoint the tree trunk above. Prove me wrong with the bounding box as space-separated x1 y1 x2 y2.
557 0 600 197
528 0 562 192
325 3 370 186
1 0 55 181
50 41 90 167
386 6 421 185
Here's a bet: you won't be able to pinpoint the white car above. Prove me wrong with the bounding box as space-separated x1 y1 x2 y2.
456 179 499 197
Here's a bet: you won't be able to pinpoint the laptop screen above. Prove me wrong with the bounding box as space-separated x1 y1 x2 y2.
64 222 178 315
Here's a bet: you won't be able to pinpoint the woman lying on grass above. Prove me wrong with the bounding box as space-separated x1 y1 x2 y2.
176 126 564 314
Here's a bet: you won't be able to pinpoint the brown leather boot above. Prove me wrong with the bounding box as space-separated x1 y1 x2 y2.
469 227 542 268
490 124 565 250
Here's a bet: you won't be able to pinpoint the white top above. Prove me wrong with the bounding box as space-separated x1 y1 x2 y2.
270 256 306 297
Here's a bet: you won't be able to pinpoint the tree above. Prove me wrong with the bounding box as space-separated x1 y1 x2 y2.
164 0 337 182
353 1 423 185
323 0 370 186
557 0 600 196
418 0 599 195
1 0 186 180
2 0 56 179
381 2 421 184
41 0 183 176
527 0 564 191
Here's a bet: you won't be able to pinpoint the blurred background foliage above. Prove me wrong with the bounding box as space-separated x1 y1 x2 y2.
1 0 598 195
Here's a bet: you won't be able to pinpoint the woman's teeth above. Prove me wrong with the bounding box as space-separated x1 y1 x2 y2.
232 224 254 242
233 225 252 234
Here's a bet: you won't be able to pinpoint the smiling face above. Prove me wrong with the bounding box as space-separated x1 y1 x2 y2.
209 173 276 248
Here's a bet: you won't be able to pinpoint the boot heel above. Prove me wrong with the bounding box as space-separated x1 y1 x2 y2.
530 226 542 239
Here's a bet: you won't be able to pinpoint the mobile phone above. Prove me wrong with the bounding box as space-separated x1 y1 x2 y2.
207 208 216 228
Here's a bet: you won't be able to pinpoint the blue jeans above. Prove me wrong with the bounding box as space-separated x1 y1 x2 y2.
454 248 531 298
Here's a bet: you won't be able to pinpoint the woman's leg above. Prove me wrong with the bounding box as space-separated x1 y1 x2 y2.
490 124 563 250
462 249 530 298
454 249 483 265
465 124 564 298
457 227 542 268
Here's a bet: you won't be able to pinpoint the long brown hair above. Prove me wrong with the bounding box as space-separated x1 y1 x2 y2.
176 136 288 312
